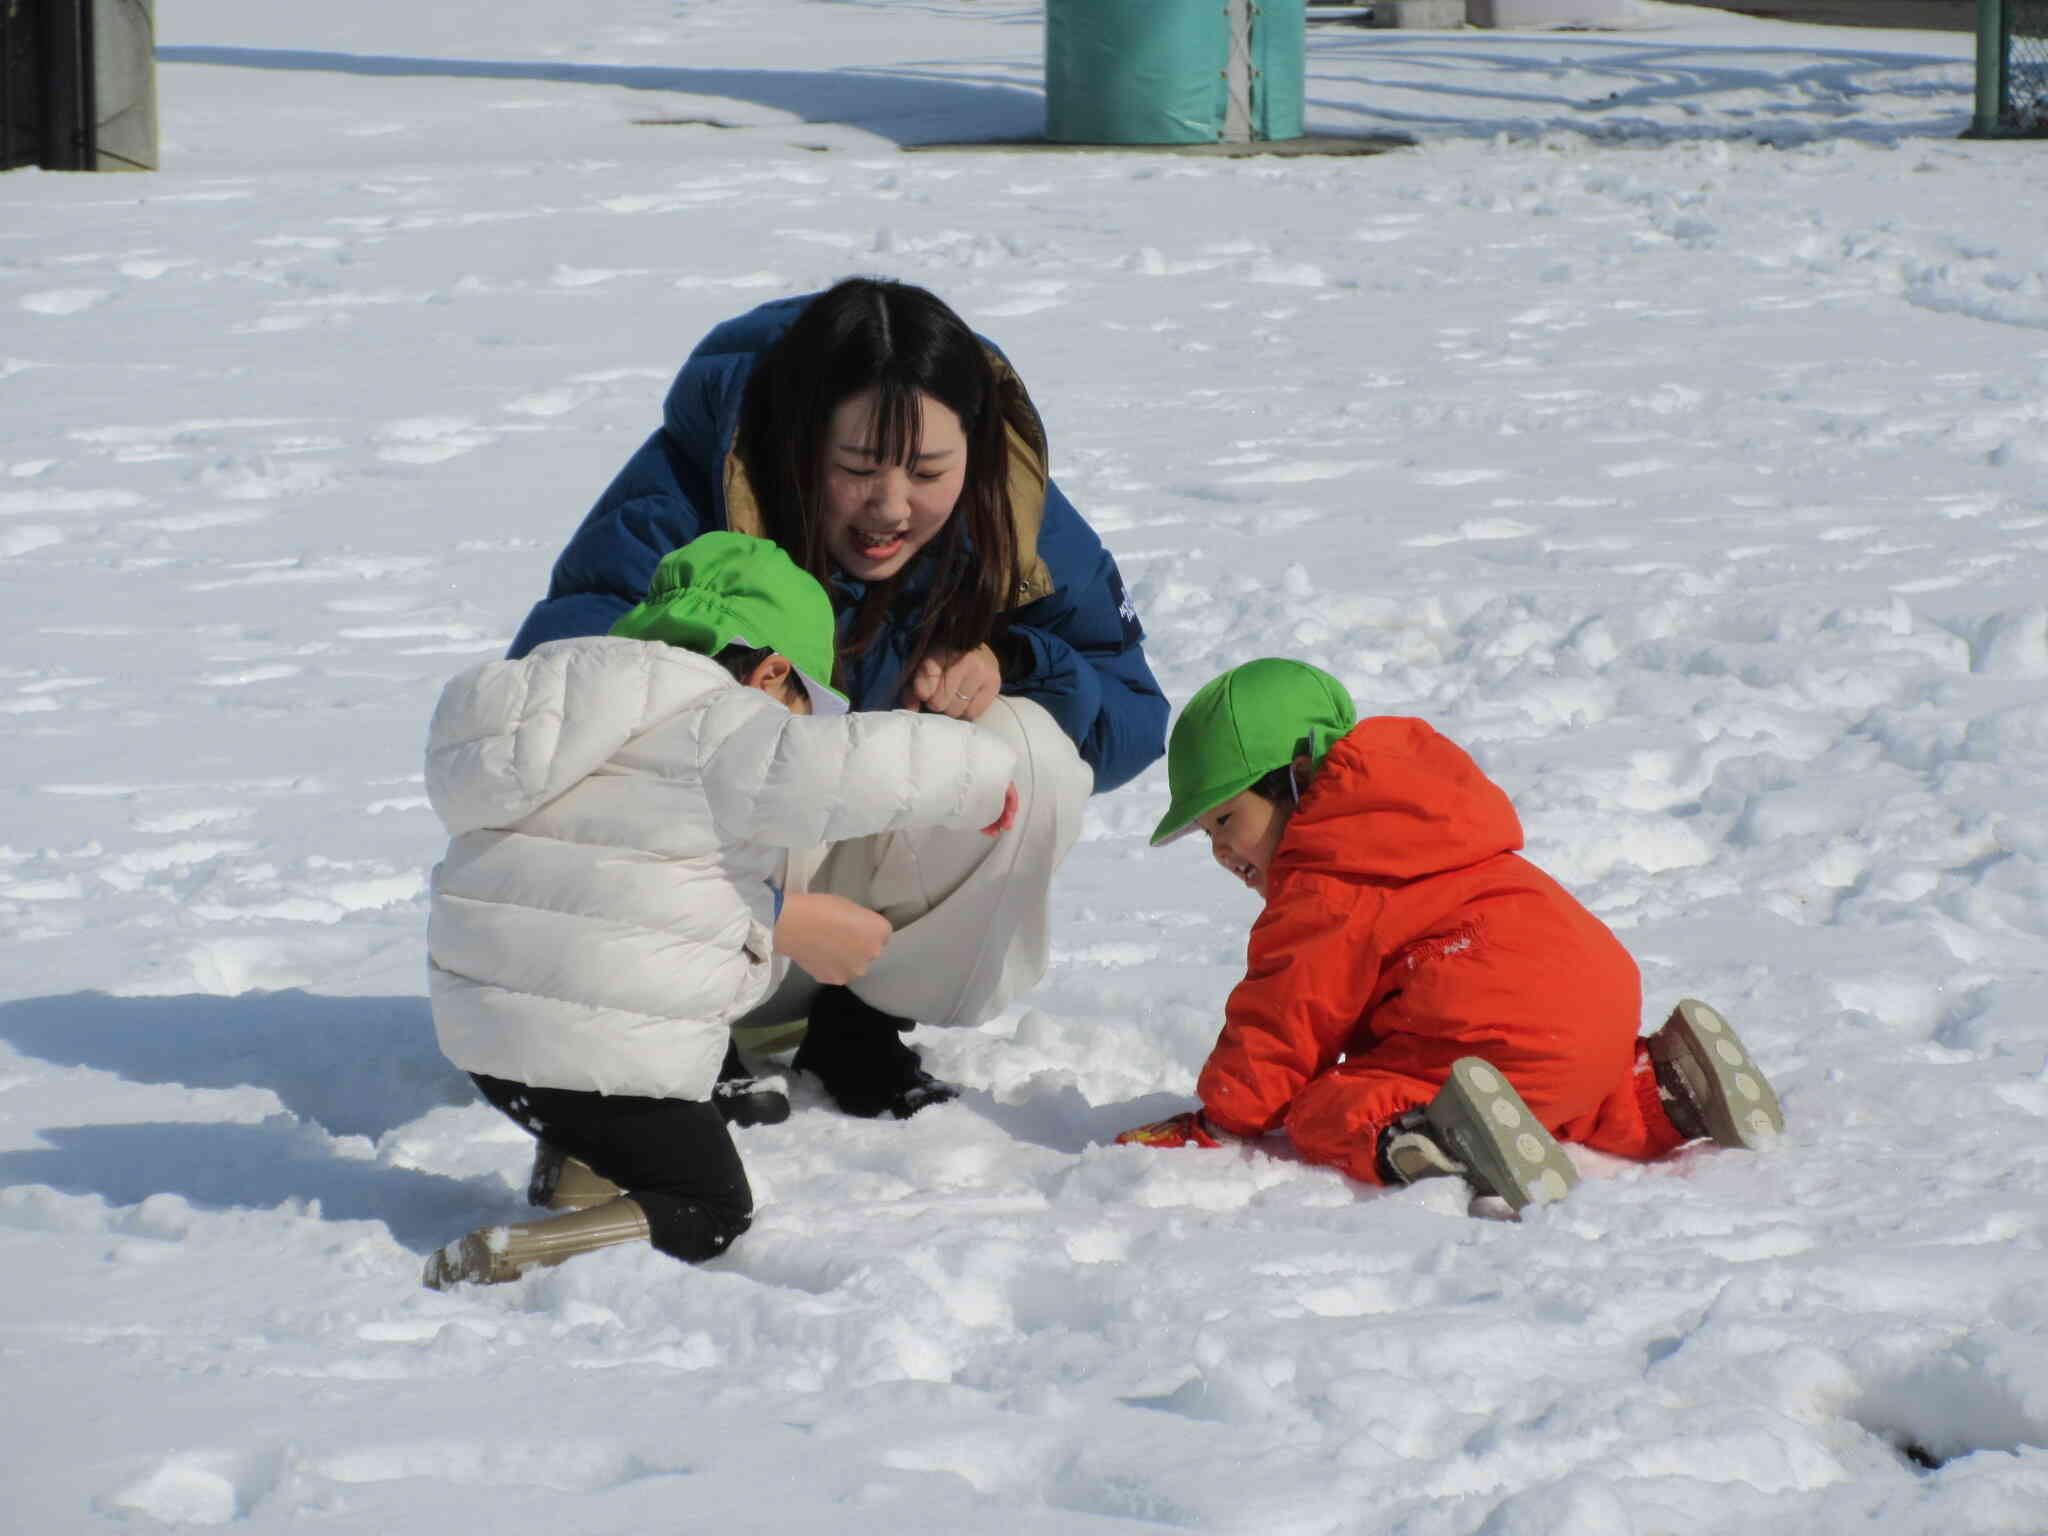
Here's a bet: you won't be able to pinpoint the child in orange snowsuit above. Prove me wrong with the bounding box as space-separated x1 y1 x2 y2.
1120 659 1783 1207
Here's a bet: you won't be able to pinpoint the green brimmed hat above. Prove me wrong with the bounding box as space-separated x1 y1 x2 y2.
1151 659 1356 846
610 531 848 715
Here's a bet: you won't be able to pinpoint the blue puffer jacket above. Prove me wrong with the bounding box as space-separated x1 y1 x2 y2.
507 294 1167 794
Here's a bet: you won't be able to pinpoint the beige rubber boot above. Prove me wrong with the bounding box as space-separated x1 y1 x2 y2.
1384 1057 1579 1213
1647 998 1784 1150
731 1017 810 1055
422 1197 651 1290
526 1141 623 1212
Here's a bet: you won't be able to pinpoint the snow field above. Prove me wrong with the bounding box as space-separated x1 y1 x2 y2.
6 2 2048 1531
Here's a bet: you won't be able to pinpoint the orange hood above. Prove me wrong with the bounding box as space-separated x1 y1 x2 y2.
1276 718 1524 886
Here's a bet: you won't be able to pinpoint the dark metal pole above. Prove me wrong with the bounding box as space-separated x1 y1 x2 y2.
1972 0 2007 137
41 0 93 170
2 1 35 170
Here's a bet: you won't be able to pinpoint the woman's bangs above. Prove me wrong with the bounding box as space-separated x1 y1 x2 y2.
866 377 924 467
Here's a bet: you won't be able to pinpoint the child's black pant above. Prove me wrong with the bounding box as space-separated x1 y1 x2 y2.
470 1073 753 1263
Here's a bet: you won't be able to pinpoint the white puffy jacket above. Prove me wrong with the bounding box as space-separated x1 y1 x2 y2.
424 636 1017 1099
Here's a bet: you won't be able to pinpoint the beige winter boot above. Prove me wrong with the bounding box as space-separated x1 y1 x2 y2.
421 1197 651 1290
1647 998 1784 1150
1379 1057 1579 1213
731 1017 810 1055
526 1140 623 1212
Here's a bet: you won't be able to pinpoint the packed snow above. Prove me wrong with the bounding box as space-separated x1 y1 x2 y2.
6 0 2048 1530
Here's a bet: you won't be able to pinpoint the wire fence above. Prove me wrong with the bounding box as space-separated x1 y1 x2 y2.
1980 0 2048 135
2013 0 2048 130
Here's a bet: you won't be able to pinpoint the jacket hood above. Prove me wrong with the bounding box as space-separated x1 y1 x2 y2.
1277 717 1524 884
425 637 727 836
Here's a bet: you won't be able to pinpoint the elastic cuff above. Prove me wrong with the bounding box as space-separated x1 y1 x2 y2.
1633 1039 1689 1156
1369 1109 1427 1187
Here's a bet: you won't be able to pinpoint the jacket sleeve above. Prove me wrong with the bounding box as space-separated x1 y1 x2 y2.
505 352 750 659
1196 874 1392 1137
695 695 1018 851
999 480 1167 795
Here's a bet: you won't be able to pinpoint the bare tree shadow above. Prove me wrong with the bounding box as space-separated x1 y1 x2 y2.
1305 35 1968 143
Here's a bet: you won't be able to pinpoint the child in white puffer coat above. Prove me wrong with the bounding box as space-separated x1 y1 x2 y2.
421 533 1017 1288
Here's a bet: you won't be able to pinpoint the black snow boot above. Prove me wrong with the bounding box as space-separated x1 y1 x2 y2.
713 1038 791 1127
792 986 959 1120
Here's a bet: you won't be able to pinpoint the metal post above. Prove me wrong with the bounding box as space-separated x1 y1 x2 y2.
1224 0 1252 142
41 0 93 169
1972 0 2007 137
5 2 34 170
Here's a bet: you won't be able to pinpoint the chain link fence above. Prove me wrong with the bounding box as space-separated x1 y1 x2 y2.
2012 0 2048 129
1976 0 2048 135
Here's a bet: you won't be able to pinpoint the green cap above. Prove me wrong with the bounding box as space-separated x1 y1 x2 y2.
1151 659 1356 846
610 531 848 715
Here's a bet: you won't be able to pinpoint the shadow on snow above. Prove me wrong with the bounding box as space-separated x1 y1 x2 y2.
156 37 1971 147
0 1120 488 1250
0 989 470 1140
157 45 1046 147
1305 35 1968 142
0 990 489 1249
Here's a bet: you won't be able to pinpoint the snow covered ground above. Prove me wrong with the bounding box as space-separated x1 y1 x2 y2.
6 1 2048 1530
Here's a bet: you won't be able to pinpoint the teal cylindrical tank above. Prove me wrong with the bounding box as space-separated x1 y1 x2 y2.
1045 0 1306 146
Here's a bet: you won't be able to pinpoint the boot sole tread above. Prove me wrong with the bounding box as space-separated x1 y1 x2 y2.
1652 999 1785 1150
1425 1058 1579 1212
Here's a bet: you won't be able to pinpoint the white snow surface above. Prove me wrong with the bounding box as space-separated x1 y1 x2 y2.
7 1 2048 1530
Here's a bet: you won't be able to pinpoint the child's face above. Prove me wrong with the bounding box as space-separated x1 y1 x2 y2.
1194 789 1288 897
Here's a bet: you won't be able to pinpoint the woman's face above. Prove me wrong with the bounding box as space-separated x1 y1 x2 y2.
817 388 968 583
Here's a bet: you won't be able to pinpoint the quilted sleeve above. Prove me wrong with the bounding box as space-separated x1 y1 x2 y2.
696 698 1017 851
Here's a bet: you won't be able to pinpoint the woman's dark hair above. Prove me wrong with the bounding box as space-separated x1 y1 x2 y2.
734 276 1019 683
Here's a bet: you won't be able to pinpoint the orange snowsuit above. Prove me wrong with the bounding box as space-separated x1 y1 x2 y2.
1196 717 1685 1183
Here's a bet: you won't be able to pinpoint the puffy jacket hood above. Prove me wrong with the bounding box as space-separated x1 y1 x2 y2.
1278 717 1524 885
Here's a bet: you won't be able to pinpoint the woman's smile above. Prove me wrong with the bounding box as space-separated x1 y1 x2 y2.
851 526 908 560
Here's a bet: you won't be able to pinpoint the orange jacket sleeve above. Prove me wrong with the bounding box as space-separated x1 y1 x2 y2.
1196 872 1392 1137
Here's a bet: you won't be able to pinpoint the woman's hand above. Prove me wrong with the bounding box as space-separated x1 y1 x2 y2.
773 892 891 985
900 643 1002 721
